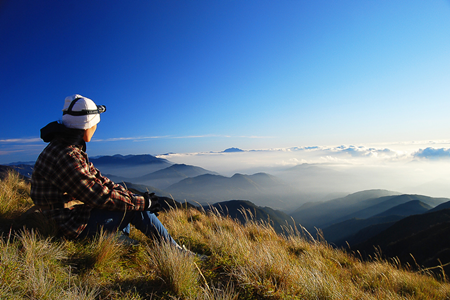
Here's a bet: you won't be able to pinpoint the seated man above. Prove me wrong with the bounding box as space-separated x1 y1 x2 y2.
31 94 180 247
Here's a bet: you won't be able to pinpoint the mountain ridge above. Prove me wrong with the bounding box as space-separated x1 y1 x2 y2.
289 189 402 231
165 172 303 210
90 154 170 165
127 163 218 189
328 194 443 227
322 200 433 246
353 208 450 274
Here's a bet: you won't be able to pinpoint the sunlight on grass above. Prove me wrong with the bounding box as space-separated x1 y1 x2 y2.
1 171 450 299
145 241 200 298
0 171 33 219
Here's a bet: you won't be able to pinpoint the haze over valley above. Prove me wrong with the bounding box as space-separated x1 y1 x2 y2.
80 140 450 206
9 139 450 207
5 144 450 273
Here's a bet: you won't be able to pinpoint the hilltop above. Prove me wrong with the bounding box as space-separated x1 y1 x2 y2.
1 169 450 299
119 163 218 189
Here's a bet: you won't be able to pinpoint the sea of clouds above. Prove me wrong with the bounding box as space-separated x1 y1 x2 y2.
2 137 450 198
158 141 450 198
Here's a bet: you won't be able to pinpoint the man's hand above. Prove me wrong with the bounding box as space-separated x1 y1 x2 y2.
144 192 161 215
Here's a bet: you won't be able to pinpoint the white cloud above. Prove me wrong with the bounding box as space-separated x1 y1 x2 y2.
156 143 450 197
413 147 450 160
0 149 25 155
156 142 432 177
0 138 41 143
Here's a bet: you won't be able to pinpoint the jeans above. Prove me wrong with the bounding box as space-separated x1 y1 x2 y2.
78 209 178 246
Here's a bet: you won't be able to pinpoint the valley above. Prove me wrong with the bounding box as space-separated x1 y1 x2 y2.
5 152 450 274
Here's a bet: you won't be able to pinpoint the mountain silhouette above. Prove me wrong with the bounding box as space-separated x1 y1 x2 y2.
428 200 450 213
322 215 405 247
92 154 172 178
373 200 431 218
129 164 218 189
290 189 401 231
165 172 300 210
2 164 34 179
0 165 31 181
91 154 169 165
353 208 450 275
322 200 432 247
222 147 244 153
330 195 442 225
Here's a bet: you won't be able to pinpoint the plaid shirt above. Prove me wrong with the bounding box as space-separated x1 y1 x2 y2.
31 138 146 239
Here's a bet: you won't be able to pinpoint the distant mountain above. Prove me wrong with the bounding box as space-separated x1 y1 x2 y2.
322 215 404 246
165 172 305 210
428 200 450 213
90 154 169 166
130 164 218 189
5 164 34 179
353 208 450 275
7 161 35 166
222 148 244 153
204 199 295 233
292 201 323 213
92 154 172 178
344 222 397 248
0 165 30 181
373 200 432 218
331 195 442 225
289 189 401 231
322 200 432 246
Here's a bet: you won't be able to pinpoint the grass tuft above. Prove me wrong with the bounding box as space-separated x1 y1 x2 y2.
144 241 200 298
0 171 33 220
1 171 450 299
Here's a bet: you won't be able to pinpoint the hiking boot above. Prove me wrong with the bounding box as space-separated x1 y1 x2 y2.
181 245 208 261
116 233 140 246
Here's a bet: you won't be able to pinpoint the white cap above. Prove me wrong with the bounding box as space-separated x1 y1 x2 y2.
61 94 106 129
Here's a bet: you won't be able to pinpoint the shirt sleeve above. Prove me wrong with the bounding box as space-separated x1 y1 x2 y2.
88 161 130 193
52 147 146 211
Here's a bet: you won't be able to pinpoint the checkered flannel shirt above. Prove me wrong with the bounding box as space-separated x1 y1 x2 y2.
30 139 146 239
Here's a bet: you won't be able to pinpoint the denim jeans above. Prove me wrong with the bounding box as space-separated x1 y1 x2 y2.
78 208 178 246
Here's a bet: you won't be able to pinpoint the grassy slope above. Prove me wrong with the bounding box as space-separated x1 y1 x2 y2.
1 171 450 299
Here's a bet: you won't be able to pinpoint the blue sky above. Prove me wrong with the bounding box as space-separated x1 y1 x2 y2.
1 0 450 165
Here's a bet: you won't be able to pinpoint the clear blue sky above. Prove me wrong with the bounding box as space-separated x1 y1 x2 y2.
1 0 450 164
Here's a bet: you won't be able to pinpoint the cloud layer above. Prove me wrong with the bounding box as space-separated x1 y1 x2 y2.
413 147 450 160
159 142 450 198
2 136 450 198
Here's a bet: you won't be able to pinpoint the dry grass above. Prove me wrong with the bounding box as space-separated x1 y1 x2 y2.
0 171 33 219
1 170 450 299
144 241 200 298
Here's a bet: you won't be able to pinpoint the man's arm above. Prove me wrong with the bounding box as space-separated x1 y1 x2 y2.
53 148 147 211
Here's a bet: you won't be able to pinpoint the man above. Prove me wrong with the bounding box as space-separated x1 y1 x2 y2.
31 94 180 246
